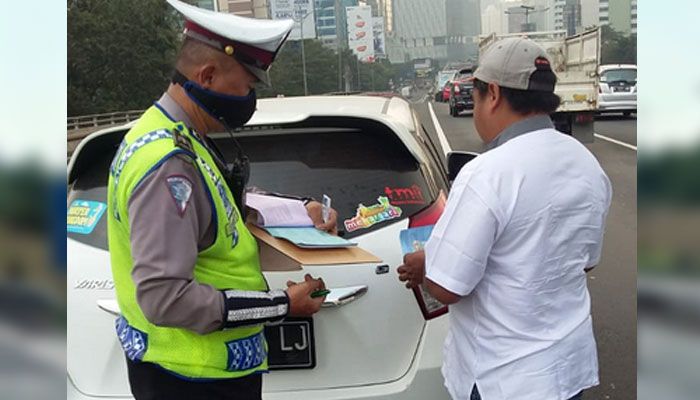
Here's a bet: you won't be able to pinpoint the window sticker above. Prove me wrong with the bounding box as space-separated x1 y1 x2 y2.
67 200 107 235
344 196 402 232
384 184 426 205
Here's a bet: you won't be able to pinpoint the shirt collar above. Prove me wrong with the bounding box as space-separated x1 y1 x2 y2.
485 114 554 151
156 92 196 133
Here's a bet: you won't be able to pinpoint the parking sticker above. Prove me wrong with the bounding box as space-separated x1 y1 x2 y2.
67 200 107 235
384 184 426 205
344 196 402 232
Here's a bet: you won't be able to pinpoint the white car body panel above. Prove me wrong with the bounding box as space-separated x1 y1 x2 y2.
67 95 452 399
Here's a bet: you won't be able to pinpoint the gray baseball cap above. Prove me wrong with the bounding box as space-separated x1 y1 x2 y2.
473 37 556 92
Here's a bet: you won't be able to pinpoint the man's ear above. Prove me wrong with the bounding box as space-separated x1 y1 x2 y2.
487 82 502 113
194 64 216 89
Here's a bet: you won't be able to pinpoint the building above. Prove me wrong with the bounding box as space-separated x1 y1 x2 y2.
599 0 636 35
387 0 448 63
555 0 581 35
482 0 553 36
579 0 599 29
217 0 254 17
195 0 217 10
315 0 339 47
445 0 481 61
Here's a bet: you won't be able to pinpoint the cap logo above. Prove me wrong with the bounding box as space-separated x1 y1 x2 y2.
534 57 551 71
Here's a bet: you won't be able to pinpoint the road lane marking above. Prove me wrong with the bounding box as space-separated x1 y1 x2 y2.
428 102 452 156
594 133 637 151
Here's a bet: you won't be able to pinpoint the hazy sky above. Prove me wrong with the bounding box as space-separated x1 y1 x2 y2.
637 0 700 154
1 1 66 168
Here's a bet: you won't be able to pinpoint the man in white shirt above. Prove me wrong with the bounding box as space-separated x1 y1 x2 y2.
397 37 612 400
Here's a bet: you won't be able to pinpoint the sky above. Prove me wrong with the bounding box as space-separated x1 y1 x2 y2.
637 0 700 155
1 1 66 169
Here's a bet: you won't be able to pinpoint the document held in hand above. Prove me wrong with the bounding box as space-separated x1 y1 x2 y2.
246 193 355 249
399 225 448 320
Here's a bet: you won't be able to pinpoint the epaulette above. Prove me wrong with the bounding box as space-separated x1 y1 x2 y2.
172 124 195 154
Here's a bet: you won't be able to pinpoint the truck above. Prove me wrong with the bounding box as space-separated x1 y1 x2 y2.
477 27 601 143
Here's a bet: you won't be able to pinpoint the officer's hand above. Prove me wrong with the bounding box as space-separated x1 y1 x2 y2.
285 274 326 317
305 201 339 235
397 250 426 289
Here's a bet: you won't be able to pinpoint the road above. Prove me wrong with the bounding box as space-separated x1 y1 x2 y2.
414 98 637 400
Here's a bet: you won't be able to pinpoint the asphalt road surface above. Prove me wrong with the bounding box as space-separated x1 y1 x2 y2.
414 98 637 400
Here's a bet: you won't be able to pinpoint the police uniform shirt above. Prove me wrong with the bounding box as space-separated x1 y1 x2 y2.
127 92 288 334
424 115 612 400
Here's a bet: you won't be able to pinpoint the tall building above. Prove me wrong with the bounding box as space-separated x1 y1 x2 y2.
252 0 271 19
315 0 339 47
579 0 599 29
217 0 254 17
555 0 581 35
387 0 448 63
482 0 553 36
445 0 480 61
599 0 636 35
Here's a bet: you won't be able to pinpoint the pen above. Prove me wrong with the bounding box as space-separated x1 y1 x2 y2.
311 289 330 298
322 194 331 224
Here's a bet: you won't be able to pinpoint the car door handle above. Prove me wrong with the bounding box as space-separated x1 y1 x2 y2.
321 285 368 308
97 299 121 316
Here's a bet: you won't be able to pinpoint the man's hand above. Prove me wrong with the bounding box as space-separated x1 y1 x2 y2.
397 250 426 289
285 274 326 317
305 201 338 235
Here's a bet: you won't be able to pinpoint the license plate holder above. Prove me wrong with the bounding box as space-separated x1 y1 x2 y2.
264 317 316 370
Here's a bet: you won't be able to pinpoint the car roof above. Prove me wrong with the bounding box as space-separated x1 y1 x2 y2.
599 64 637 72
68 95 429 179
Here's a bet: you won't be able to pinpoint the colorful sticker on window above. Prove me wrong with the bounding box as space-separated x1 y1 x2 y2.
67 200 107 235
384 185 426 205
344 196 402 232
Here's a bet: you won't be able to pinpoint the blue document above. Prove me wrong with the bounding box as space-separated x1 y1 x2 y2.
399 225 435 254
265 227 357 249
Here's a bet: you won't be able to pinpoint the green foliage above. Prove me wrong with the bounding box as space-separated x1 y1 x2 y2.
259 40 400 97
638 145 700 206
600 25 636 65
68 0 181 116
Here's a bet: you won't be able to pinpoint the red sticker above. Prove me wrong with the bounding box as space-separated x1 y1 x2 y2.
384 185 426 205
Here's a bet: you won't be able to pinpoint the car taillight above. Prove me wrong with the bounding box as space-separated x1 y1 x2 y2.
409 191 446 228
575 113 594 124
454 84 460 93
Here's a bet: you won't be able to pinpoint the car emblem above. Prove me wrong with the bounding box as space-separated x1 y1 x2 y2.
74 279 115 290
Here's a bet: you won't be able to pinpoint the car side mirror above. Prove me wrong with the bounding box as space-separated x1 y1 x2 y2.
447 151 479 181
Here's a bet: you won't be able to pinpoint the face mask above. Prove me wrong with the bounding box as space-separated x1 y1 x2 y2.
172 70 257 128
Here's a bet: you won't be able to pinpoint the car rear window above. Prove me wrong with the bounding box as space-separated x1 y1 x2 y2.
601 68 636 84
214 120 438 238
67 118 440 248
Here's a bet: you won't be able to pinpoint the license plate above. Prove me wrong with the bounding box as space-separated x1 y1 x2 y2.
264 317 315 370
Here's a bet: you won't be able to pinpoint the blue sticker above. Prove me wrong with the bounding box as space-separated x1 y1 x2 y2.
67 200 107 234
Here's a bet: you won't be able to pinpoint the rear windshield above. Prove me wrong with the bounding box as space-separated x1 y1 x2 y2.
601 68 636 84
67 120 440 249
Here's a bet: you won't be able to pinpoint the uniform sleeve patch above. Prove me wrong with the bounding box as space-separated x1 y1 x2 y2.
165 175 193 217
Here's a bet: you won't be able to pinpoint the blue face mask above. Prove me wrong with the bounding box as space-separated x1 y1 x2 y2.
172 70 257 129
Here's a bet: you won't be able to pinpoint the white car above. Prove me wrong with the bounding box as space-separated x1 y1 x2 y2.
597 64 637 116
67 95 470 399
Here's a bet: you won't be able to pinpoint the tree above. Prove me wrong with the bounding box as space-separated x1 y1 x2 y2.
259 40 402 98
600 25 636 65
68 0 181 116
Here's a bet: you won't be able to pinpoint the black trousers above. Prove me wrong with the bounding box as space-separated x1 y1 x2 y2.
126 358 262 400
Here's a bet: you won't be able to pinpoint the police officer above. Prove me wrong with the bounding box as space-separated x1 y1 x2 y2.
107 1 336 398
397 37 611 400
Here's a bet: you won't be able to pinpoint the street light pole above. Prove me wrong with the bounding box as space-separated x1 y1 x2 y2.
293 8 313 96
